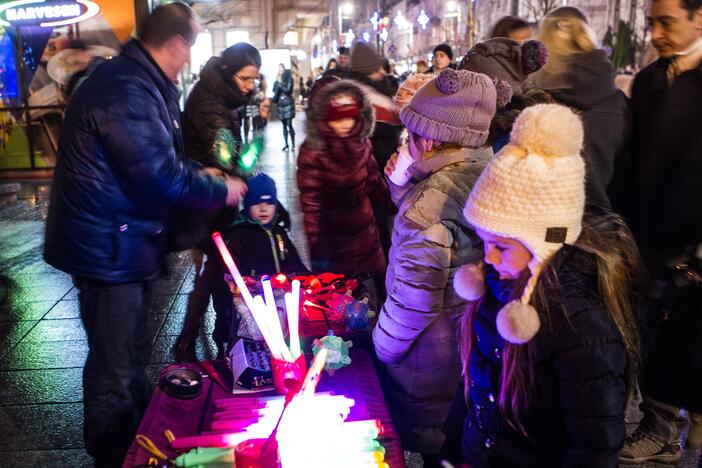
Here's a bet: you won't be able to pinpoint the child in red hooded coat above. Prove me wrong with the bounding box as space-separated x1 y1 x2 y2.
297 80 395 289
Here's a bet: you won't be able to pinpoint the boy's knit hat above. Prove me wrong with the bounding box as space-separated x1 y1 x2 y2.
459 38 547 95
457 103 586 344
433 43 454 61
399 68 513 147
350 42 384 76
244 173 277 215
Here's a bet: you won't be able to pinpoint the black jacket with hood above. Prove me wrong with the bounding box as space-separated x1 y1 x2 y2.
182 56 252 172
526 50 630 209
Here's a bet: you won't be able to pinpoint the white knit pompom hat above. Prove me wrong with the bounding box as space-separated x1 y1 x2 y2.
459 103 586 344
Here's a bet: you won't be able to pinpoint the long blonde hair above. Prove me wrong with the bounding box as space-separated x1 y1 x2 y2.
460 211 643 435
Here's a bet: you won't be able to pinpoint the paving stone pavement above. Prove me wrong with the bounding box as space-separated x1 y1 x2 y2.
1 117 700 467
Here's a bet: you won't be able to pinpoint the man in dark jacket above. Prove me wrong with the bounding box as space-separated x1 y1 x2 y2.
616 0 702 463
44 4 243 466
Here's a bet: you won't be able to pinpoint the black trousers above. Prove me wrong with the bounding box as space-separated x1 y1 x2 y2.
75 278 153 466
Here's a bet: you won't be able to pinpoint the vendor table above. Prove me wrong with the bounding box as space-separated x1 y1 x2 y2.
123 348 406 467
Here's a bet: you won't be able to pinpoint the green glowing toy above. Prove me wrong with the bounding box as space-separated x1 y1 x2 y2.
214 128 236 170
312 334 352 375
239 135 263 175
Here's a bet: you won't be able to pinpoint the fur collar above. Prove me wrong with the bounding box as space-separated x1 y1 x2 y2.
305 80 375 151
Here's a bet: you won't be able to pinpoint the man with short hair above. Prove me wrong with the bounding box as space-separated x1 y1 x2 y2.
338 46 351 68
44 3 245 466
616 0 702 463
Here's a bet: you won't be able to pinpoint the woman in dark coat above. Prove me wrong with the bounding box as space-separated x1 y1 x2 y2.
296 79 395 278
525 13 629 210
272 65 296 151
182 43 260 170
174 43 261 362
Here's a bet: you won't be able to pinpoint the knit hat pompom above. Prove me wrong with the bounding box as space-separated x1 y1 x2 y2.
496 300 541 344
521 40 548 75
453 263 485 301
495 79 513 108
436 68 460 94
510 103 583 158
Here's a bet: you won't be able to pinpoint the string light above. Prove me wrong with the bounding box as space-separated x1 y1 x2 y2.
417 9 430 30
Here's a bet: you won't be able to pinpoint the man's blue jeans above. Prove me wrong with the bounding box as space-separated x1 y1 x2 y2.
75 278 153 465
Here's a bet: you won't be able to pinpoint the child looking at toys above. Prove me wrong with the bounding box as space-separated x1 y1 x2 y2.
173 173 307 362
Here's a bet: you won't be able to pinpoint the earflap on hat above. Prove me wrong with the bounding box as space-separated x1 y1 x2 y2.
496 257 543 344
453 263 486 301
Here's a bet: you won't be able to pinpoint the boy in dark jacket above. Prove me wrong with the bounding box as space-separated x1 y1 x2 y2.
174 173 307 361
226 173 307 277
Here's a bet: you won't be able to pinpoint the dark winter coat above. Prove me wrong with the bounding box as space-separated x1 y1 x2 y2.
182 56 251 172
613 57 702 412
272 70 295 120
526 50 629 209
297 80 395 276
44 40 227 283
373 148 491 454
442 247 629 468
225 206 308 277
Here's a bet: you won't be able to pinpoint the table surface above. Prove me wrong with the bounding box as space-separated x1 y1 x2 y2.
123 348 406 468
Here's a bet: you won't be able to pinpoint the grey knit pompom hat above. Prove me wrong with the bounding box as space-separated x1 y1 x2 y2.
399 68 511 148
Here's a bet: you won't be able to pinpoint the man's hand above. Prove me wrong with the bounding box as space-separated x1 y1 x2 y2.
384 152 398 177
224 177 247 206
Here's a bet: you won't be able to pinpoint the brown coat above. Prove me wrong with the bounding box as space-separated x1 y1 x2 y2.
297 80 395 275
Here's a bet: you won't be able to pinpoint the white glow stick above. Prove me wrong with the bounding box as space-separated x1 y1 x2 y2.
290 280 301 358
284 293 299 359
251 295 285 360
260 278 294 362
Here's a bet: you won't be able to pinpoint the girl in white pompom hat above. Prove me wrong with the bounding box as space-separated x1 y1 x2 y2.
442 103 643 467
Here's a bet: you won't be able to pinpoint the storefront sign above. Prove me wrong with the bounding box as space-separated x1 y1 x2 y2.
0 0 100 28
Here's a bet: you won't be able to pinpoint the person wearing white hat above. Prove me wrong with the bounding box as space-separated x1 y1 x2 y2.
442 103 643 467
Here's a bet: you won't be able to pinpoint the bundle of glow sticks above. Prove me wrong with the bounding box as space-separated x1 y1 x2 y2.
212 232 301 362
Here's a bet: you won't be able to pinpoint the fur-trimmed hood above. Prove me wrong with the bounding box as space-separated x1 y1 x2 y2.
305 79 375 150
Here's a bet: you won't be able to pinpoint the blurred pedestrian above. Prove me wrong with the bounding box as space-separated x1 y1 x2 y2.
43 4 243 466
490 15 533 43
429 43 455 74
415 59 429 74
459 37 548 151
338 46 351 68
272 64 296 151
525 9 628 209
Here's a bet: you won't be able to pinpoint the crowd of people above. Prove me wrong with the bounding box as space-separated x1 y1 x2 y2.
41 1 702 467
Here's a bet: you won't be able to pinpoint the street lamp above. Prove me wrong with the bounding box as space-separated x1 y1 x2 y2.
342 2 353 16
